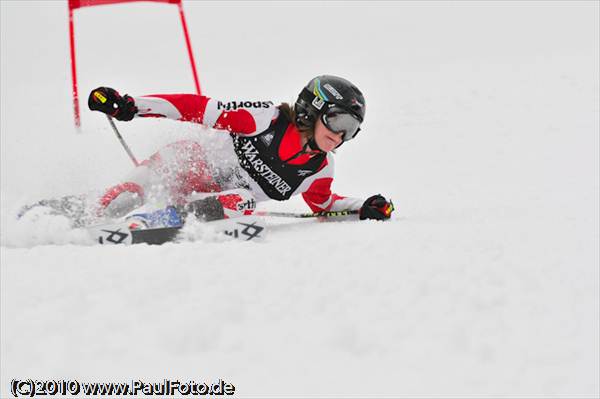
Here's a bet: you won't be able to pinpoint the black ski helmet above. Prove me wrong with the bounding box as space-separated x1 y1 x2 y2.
294 75 366 140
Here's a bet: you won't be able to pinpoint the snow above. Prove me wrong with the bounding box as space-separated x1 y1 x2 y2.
1 1 599 397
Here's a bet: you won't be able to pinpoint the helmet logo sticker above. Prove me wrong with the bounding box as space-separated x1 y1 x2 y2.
313 78 329 101
312 96 325 110
324 83 344 100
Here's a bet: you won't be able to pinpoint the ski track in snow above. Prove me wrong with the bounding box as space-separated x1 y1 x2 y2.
1 2 599 397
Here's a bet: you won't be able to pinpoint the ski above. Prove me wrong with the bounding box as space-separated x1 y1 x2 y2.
88 216 267 245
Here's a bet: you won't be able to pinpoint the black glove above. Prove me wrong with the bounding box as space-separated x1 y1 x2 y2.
359 194 394 221
88 87 137 121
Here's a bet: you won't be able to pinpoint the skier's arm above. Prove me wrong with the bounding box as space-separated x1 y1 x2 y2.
302 178 394 220
302 178 364 213
87 87 275 135
134 94 276 135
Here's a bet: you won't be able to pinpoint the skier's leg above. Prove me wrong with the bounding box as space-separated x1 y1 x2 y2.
98 163 153 218
100 140 217 217
160 140 257 220
99 182 144 218
106 140 256 224
165 140 222 199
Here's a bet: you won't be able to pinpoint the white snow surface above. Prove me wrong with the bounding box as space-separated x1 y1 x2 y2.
1 1 599 397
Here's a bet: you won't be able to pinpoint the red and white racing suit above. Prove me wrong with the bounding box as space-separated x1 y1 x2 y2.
100 94 364 218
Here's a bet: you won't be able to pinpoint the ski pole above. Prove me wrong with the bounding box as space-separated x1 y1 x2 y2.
106 115 140 167
255 210 359 218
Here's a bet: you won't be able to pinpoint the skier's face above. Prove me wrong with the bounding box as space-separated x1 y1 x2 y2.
313 118 343 152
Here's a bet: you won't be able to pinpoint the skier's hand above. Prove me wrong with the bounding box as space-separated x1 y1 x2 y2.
88 87 137 121
359 194 394 220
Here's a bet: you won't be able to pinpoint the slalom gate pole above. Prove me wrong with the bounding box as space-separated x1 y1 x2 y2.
177 1 201 95
68 7 81 129
256 210 360 219
106 116 140 167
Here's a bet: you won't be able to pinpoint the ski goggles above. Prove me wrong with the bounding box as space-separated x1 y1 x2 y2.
320 107 361 142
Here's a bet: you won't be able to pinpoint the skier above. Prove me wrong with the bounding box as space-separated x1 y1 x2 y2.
88 75 394 226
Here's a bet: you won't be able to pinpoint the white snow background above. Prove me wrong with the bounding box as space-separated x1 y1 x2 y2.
1 1 599 397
